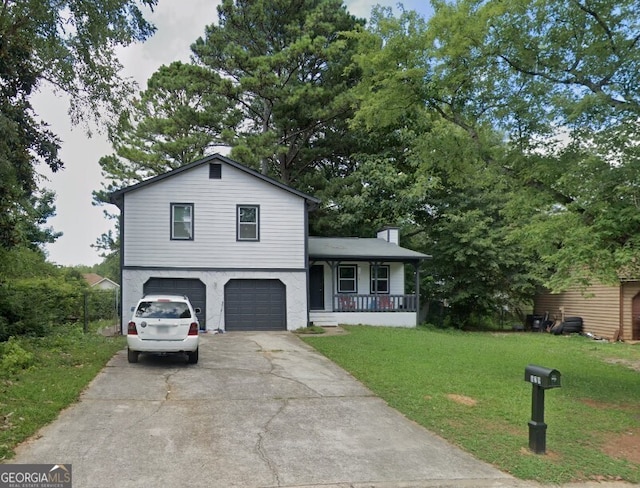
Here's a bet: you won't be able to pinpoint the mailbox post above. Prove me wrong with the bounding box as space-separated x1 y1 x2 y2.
524 365 561 454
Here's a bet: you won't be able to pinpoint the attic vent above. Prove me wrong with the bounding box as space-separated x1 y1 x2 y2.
209 163 222 179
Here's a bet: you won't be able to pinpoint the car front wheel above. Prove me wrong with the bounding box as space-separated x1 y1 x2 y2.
127 348 139 363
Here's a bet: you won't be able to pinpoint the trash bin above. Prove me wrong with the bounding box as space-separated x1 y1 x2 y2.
528 314 544 332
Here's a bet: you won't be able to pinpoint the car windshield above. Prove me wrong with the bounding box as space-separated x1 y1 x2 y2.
135 301 191 319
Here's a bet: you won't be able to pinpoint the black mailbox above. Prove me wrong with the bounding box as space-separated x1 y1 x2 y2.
524 364 561 454
524 364 561 389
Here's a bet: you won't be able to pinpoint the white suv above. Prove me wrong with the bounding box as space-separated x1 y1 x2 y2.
127 294 200 364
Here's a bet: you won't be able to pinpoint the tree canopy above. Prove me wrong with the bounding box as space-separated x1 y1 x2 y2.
424 0 640 290
0 0 157 250
190 0 365 185
93 0 640 326
94 61 236 203
339 0 640 322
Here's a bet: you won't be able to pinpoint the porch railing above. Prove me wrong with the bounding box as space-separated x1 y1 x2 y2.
333 294 417 312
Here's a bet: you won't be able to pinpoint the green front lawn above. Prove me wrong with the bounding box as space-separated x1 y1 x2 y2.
302 326 640 484
0 321 125 460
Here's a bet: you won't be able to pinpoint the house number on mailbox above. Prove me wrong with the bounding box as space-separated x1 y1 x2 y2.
529 375 542 385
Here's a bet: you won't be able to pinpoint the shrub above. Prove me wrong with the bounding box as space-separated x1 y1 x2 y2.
0 278 84 340
0 337 35 376
86 289 118 321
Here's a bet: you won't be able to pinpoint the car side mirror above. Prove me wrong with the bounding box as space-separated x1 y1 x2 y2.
194 308 201 314
130 306 135 312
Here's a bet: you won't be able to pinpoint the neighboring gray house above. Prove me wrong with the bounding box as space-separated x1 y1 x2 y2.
110 154 430 333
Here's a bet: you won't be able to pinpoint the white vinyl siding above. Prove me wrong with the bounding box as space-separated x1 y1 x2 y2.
122 163 306 269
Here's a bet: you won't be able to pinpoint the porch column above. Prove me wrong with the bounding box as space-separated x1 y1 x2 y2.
371 261 384 311
372 261 380 303
328 261 338 312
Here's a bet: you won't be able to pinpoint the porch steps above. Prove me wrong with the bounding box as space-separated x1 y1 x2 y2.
310 312 339 328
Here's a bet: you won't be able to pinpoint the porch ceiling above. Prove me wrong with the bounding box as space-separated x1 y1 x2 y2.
308 237 431 262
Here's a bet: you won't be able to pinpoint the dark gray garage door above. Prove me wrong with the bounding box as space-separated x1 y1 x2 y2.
143 278 206 329
224 279 286 331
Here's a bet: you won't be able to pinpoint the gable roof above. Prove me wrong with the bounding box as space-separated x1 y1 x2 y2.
83 273 104 286
308 237 431 262
108 153 321 207
83 273 119 288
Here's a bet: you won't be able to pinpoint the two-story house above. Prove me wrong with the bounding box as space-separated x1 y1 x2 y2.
110 154 429 333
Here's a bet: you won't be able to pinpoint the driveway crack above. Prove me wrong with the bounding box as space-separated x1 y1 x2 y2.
111 368 180 435
257 343 323 398
163 369 179 401
255 399 287 487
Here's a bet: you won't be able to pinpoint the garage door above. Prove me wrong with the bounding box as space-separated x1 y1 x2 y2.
143 278 206 329
224 279 286 331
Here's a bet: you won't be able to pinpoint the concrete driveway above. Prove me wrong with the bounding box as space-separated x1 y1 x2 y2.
11 332 530 487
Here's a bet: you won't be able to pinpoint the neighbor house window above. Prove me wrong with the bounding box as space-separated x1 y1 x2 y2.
370 265 390 293
337 265 357 293
237 205 259 241
171 203 193 240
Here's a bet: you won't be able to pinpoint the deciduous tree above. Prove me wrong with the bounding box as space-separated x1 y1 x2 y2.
0 0 157 249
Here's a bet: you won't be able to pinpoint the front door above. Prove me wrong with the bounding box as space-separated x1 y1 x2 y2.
632 292 640 340
310 265 325 310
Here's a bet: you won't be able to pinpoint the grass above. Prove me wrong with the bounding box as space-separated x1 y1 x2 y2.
302 325 640 484
0 320 125 460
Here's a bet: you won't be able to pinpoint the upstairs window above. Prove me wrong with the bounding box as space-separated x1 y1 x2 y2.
370 265 390 293
337 265 357 293
237 205 259 241
171 203 193 240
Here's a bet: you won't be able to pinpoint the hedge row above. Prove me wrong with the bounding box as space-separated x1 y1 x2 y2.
0 278 118 341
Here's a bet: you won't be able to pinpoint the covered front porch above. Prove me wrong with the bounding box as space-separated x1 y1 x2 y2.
307 230 430 328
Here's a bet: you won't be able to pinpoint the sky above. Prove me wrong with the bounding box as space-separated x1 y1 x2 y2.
36 0 433 267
